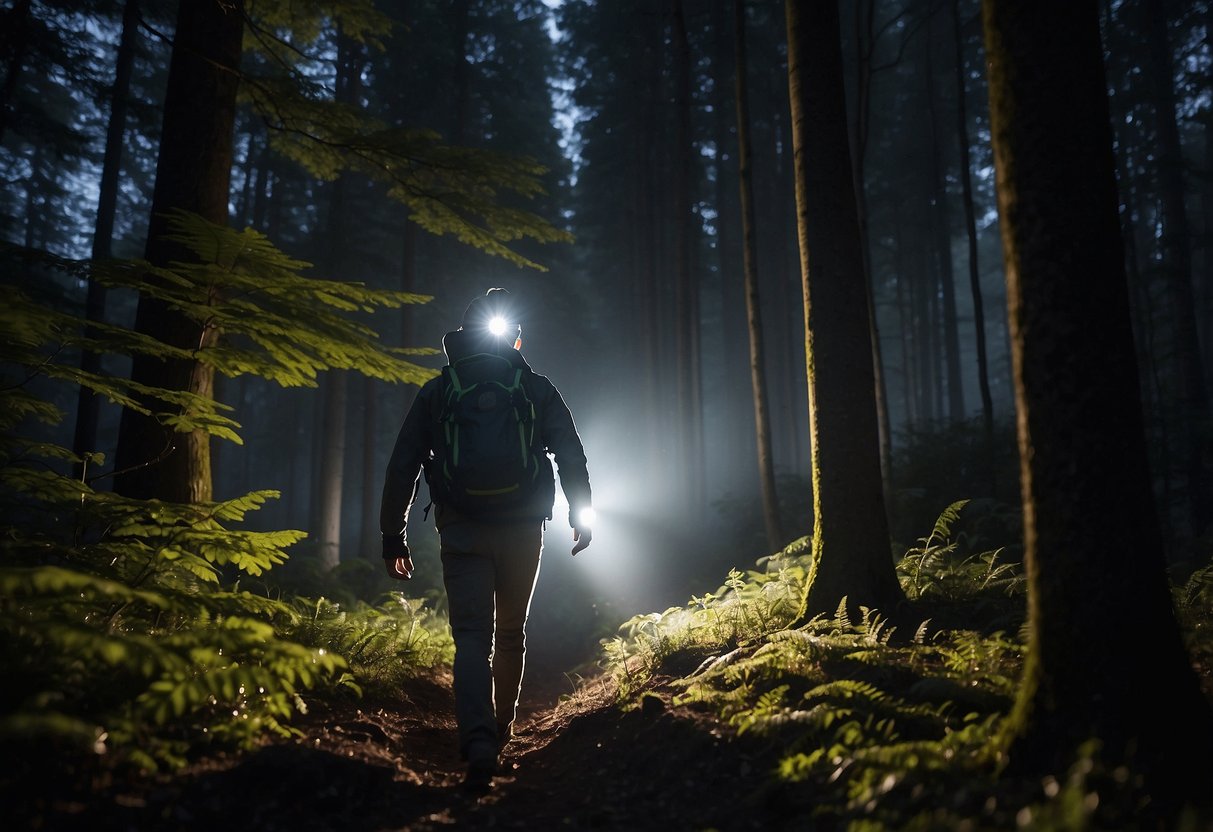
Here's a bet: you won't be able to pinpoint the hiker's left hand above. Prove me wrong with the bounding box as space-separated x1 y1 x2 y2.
572 527 592 556
385 555 414 580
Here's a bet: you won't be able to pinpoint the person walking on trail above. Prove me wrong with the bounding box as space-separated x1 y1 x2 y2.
379 287 594 790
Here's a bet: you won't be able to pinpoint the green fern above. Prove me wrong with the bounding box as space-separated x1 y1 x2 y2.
0 241 452 773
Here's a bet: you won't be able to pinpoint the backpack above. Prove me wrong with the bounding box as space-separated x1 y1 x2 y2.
427 352 543 515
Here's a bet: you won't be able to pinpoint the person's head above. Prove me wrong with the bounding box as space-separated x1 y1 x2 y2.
460 287 522 348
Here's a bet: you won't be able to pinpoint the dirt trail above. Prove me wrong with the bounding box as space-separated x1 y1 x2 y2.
38 665 777 831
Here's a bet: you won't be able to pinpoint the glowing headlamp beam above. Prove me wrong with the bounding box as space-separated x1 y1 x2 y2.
488 316 509 336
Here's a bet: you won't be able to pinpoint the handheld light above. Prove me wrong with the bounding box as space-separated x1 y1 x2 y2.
576 506 597 529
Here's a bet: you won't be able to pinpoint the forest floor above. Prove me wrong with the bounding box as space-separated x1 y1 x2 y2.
23 661 787 831
21 631 1213 830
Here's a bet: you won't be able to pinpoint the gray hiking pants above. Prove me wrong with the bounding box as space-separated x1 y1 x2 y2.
440 519 543 758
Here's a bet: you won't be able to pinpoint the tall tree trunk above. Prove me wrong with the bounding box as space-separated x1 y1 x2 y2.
113 0 244 502
854 0 894 497
785 0 904 622
926 10 965 424
73 0 140 479
735 0 782 552
1142 0 1213 540
451 0 471 145
712 0 747 483
894 217 917 429
672 0 704 517
317 371 347 571
912 239 934 424
360 375 378 557
983 0 1213 812
1103 0 1176 541
0 0 32 145
315 33 362 571
952 0 995 471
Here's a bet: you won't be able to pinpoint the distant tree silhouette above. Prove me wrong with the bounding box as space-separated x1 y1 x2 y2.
734 0 782 552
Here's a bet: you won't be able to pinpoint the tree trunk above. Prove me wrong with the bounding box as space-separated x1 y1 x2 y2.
854 0 894 499
317 370 347 571
113 0 244 502
315 32 363 571
0 0 32 145
712 0 747 484
735 0 783 552
952 0 995 473
926 10 965 424
672 0 704 518
451 0 471 145
73 0 140 479
360 375 378 557
785 0 904 622
1142 0 1213 540
982 0 1213 811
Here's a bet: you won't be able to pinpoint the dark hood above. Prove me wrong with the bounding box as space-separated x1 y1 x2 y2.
442 328 531 370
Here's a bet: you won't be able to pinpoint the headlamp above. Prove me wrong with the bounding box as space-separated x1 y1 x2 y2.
487 315 509 337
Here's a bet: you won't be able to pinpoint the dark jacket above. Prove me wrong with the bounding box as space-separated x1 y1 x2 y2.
379 329 591 545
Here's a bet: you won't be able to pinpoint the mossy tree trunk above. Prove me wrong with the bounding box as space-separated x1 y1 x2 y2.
784 0 904 623
114 0 244 502
982 0 1213 813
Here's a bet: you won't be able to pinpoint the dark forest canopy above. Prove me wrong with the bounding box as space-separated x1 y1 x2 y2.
2 0 1212 826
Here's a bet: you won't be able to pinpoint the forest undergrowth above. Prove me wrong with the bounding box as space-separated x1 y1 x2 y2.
8 489 1212 830
5 231 1213 830
598 499 1213 830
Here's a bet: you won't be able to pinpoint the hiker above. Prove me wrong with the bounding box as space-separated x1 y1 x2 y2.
379 287 593 789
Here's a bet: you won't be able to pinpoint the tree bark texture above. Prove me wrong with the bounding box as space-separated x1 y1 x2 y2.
785 0 903 621
983 0 1213 806
735 0 783 553
113 0 243 502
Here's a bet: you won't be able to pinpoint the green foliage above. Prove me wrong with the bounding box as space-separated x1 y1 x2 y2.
896 500 1025 603
597 506 1042 829
283 593 453 697
0 229 451 774
601 537 811 698
1 213 436 445
239 1 573 270
0 447 452 771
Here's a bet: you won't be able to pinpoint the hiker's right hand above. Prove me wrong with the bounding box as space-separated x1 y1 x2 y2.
572 527 592 556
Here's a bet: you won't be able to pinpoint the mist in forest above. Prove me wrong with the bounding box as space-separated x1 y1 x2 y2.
2 0 1209 676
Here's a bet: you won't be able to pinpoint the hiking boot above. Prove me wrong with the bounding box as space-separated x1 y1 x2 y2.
497 721 514 748
464 740 497 792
